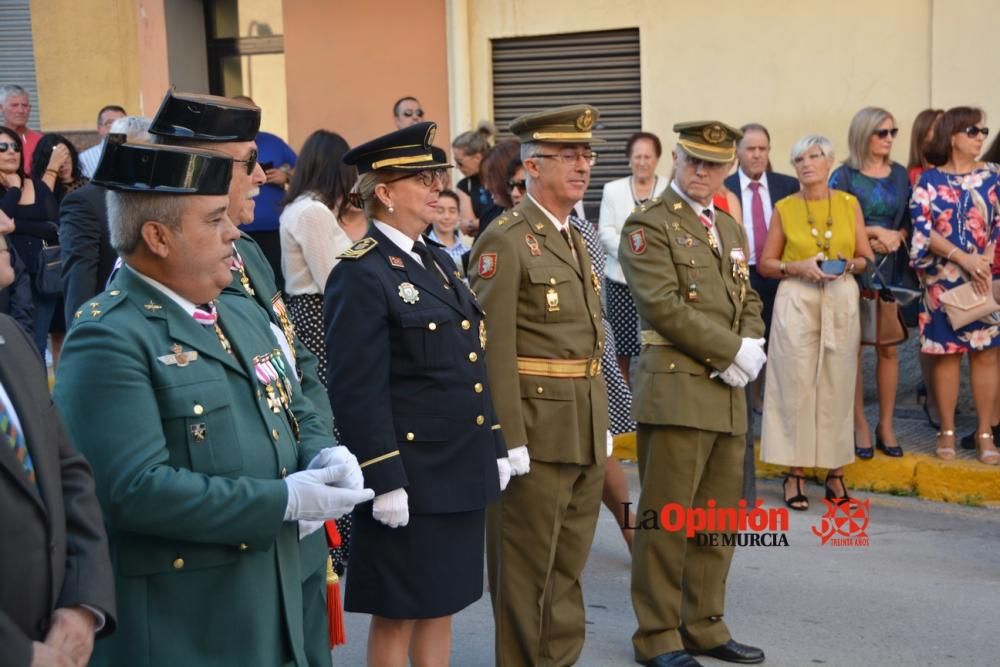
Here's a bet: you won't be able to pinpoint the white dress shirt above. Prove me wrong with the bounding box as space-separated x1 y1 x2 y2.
670 180 720 249
598 175 668 283
279 193 353 295
737 168 774 265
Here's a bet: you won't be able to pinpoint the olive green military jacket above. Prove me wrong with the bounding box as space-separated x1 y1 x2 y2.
54 266 327 667
619 187 764 435
470 196 608 465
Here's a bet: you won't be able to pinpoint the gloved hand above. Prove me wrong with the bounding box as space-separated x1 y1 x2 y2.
373 488 409 528
734 337 767 381
298 520 325 540
307 446 363 490
497 457 512 491
284 466 374 522
508 446 531 476
606 430 615 457
718 363 751 388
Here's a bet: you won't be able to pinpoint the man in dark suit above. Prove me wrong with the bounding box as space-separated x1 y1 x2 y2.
0 239 116 665
725 123 800 503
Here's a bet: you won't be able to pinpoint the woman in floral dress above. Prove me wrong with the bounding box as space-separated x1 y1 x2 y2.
909 106 1000 464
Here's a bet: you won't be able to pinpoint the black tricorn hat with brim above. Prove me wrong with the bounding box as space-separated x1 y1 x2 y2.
148 89 260 142
342 122 452 175
92 135 233 195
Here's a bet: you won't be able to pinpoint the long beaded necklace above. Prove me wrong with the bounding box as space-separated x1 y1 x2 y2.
944 171 971 250
805 193 834 259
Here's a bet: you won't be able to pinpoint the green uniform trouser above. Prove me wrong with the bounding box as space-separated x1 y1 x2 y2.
487 459 604 667
631 425 745 662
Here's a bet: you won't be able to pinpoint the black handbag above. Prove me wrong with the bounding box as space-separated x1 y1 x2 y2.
34 241 62 296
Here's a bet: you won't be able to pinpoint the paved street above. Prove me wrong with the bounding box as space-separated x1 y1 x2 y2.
335 467 1000 666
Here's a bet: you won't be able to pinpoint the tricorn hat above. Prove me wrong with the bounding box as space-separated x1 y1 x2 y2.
91 135 233 195
149 89 260 142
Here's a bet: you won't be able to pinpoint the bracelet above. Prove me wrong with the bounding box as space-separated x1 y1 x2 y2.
779 261 787 276
847 262 856 275
44 168 58 176
946 247 960 261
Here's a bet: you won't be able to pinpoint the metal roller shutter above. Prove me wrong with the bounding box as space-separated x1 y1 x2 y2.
492 28 641 219
0 0 41 129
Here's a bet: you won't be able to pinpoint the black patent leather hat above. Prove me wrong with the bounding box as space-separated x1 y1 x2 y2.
149 89 260 142
92 135 233 194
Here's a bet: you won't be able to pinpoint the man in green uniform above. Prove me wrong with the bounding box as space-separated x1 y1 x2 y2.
620 122 767 667
54 139 373 666
470 105 608 667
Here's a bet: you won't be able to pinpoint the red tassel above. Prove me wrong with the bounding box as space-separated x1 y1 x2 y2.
324 520 345 648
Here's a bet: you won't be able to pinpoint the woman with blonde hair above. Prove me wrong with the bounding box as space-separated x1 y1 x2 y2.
452 121 498 235
829 107 912 459
758 135 873 509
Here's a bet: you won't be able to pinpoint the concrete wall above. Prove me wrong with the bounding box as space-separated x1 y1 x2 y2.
164 0 209 95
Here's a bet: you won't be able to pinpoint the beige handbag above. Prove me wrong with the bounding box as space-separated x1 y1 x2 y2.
938 282 1000 329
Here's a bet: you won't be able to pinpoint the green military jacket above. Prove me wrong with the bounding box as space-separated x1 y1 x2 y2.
54 266 327 666
619 187 764 435
470 196 608 465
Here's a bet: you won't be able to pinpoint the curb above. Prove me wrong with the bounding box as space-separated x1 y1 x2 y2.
611 433 1000 506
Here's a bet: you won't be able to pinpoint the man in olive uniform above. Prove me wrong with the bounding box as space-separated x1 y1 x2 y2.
470 105 608 667
53 139 372 666
148 90 339 665
619 122 767 667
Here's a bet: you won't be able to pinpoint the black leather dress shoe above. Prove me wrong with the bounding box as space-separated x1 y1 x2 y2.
694 639 765 664
642 650 703 667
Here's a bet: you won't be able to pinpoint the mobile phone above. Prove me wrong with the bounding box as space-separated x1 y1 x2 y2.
819 259 847 275
259 161 275 171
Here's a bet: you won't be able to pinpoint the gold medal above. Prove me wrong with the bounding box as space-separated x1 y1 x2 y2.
546 287 560 312
479 320 487 351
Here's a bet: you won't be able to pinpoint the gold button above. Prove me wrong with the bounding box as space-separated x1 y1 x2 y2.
705 358 711 363
536 386 545 395
110 290 121 296
461 320 471 330
669 362 676 370
476 415 485 425
406 432 415 441
597 341 603 350
428 322 437 331
172 557 185 570
271 429 279 441
468 352 478 362
239 543 248 551
193 404 204 415
474 383 483 393
549 278 556 285
280 467 288 478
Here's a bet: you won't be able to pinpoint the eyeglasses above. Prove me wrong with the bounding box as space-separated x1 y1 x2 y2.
232 148 258 175
872 128 899 139
0 142 21 153
508 179 526 192
962 126 990 138
400 109 425 119
531 151 597 166
386 168 446 188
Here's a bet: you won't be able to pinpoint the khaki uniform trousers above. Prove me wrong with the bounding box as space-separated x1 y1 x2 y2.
631 425 744 662
487 459 604 667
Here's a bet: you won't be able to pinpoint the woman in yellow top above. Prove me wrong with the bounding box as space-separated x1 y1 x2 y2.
757 135 873 510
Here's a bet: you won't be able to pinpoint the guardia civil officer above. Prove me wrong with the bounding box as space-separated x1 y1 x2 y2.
147 90 340 665
469 105 609 667
619 122 767 667
53 139 372 666
324 122 507 666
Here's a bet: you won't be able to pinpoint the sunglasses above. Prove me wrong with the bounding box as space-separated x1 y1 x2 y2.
400 109 425 119
508 179 526 192
962 126 990 138
872 128 899 139
232 148 258 175
0 142 21 153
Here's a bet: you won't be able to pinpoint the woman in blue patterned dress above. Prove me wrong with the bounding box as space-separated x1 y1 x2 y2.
830 107 911 459
909 106 1000 464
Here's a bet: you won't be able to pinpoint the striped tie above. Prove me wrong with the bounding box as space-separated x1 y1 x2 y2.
193 303 218 327
1 400 38 492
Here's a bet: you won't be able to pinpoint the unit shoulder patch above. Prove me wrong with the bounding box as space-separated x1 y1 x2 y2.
478 252 498 278
337 237 378 260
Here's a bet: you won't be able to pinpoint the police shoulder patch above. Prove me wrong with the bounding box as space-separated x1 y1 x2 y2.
337 237 378 260
478 252 498 278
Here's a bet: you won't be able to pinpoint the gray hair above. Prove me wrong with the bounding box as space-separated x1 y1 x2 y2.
519 141 539 162
0 84 29 106
106 191 186 256
453 121 496 155
109 116 152 142
845 106 893 170
789 135 835 164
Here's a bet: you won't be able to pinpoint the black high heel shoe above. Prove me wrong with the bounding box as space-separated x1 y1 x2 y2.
917 386 940 430
854 433 874 460
875 424 903 457
824 473 851 504
783 474 809 511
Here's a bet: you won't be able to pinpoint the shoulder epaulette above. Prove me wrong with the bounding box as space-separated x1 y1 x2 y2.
632 196 664 216
72 288 128 323
496 210 529 233
337 237 378 260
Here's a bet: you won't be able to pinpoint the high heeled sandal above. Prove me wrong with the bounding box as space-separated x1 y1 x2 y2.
976 432 1000 466
782 474 809 511
935 430 957 461
824 473 851 504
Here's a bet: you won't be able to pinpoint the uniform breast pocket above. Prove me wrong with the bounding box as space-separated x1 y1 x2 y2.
398 307 457 369
156 379 243 475
525 266 579 323
672 248 715 295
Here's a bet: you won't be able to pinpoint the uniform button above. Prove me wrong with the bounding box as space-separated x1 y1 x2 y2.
461 320 471 330
549 278 556 285
690 259 696 265
406 432 415 441
536 386 544 394
110 290 121 296
280 467 288 478
271 429 280 441
592 311 599 318
474 382 483 393
239 543 248 551
669 362 676 370
193 404 204 415
428 322 437 331
468 352 478 362
705 358 711 363
476 415 485 425
173 557 185 570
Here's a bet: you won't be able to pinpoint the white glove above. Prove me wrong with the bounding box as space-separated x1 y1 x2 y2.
717 363 751 388
497 457 512 491
606 430 615 457
734 337 767 381
373 488 409 528
298 520 325 540
307 446 363 490
508 446 531 476
284 466 374 522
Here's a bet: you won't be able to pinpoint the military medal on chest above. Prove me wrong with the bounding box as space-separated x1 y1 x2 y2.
398 282 420 304
729 247 750 302
231 247 255 296
525 233 541 257
546 287 560 312
591 268 601 295
271 294 298 360
479 319 487 351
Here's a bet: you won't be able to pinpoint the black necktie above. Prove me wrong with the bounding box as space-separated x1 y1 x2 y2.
413 242 455 295
560 227 580 268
